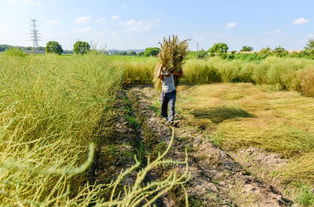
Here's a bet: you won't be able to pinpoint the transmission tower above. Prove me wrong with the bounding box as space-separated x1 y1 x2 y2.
30 19 40 52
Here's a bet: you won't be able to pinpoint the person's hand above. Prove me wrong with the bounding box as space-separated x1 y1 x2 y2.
157 64 162 73
157 64 164 79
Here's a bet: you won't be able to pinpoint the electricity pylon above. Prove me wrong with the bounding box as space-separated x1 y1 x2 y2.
30 19 40 52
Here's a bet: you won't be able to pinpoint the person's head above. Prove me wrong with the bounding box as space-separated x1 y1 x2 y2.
161 66 167 71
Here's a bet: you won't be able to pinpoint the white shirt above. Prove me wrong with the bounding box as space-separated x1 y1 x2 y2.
162 73 176 93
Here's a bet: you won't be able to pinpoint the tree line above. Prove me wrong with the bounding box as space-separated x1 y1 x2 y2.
2 39 314 59
195 40 314 60
43 41 162 56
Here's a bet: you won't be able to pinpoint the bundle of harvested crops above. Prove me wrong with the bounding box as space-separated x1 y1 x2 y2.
159 35 189 72
154 35 189 90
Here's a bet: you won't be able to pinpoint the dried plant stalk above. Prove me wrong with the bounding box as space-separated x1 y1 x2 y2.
159 35 189 73
154 35 189 90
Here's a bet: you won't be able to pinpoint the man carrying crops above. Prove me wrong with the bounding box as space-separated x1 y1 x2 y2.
157 64 183 126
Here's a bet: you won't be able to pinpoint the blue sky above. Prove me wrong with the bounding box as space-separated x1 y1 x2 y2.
0 0 313 50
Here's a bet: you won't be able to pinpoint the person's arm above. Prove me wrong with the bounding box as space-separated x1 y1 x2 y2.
173 70 183 76
157 65 164 80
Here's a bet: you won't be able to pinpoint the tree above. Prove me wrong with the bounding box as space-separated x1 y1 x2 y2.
303 39 314 58
137 51 144 56
259 47 273 56
73 41 91 55
208 43 229 55
0 44 11 52
240 46 253 52
305 39 314 50
45 41 63 55
128 51 137 56
273 46 288 57
144 47 160 56
197 49 208 59
4 47 26 57
120 51 128 56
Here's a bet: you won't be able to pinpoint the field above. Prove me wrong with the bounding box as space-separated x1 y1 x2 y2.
121 55 314 97
0 52 314 206
0 54 122 205
176 83 314 203
0 54 189 206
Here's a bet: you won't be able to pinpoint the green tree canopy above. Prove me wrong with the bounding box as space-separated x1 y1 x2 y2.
137 51 144 56
120 51 128 56
303 39 314 58
305 39 314 50
73 41 91 55
144 47 160 56
208 43 229 55
127 51 137 56
259 47 273 56
0 44 12 52
45 41 63 55
273 46 288 57
4 47 26 57
240 46 253 52
197 49 208 59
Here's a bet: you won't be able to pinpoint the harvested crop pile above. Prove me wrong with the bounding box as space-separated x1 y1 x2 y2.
154 35 189 90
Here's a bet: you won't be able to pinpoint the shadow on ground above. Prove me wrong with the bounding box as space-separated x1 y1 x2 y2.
190 107 255 123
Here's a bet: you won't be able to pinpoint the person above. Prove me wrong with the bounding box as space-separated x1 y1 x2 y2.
156 64 183 125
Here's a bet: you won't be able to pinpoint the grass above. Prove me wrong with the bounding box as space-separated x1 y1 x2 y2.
0 53 122 204
0 54 189 206
115 55 314 97
190 107 255 123
176 83 314 205
177 83 314 155
296 185 314 206
2 53 314 205
111 56 157 85
126 114 140 129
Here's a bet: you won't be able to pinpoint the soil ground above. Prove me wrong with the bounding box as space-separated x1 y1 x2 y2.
127 86 294 207
91 85 304 206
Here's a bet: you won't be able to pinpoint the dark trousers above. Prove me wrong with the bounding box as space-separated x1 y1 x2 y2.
161 90 176 122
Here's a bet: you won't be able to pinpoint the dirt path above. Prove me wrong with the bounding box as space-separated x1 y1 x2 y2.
127 86 294 207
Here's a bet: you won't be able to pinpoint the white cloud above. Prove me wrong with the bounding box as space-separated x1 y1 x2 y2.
48 19 60 24
75 16 91 24
112 15 120 21
225 22 237 29
308 34 314 38
72 27 92 33
96 18 106 23
292 18 309 25
119 18 159 32
120 19 137 26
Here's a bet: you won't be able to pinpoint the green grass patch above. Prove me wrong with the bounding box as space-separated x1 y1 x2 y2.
126 114 140 129
296 185 314 206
